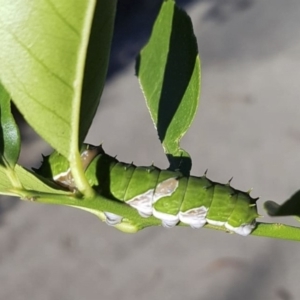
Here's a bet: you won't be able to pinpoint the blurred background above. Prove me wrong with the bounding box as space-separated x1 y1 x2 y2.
1 0 300 299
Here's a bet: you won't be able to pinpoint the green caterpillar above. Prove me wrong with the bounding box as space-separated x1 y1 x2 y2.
36 144 259 236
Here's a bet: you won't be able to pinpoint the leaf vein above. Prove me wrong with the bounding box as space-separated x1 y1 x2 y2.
45 0 80 37
0 17 73 90
1 61 70 130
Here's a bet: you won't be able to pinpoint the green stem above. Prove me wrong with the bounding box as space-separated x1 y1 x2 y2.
200 222 300 241
251 222 300 241
68 1 96 198
11 189 300 241
69 151 95 198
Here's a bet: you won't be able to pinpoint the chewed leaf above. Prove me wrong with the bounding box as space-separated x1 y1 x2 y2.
136 0 201 175
265 190 300 219
0 83 20 167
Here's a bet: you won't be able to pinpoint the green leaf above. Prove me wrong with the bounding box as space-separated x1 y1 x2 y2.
14 165 70 195
0 165 13 195
136 0 201 175
0 0 116 158
0 82 20 167
265 191 300 219
0 164 70 197
0 0 116 195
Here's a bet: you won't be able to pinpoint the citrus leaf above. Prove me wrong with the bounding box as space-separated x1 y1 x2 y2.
14 165 70 195
136 0 201 175
0 82 20 167
0 0 116 158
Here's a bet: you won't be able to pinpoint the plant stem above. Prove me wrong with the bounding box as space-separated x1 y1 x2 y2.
251 222 300 241
69 151 95 198
12 188 300 241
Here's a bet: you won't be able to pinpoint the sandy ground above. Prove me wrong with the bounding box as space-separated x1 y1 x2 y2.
1 1 300 299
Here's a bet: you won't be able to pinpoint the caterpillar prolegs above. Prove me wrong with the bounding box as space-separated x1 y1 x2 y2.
37 144 259 236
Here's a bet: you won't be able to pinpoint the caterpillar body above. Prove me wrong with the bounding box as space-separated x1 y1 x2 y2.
37 144 259 236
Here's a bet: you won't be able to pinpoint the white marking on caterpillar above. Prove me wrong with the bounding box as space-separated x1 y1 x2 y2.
53 169 74 189
225 221 256 237
104 212 123 226
179 206 208 229
153 178 179 202
126 178 179 221
152 211 179 228
126 189 154 217
53 145 102 190
206 219 226 227
152 178 180 228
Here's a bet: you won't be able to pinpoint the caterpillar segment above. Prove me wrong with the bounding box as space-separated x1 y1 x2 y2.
37 144 259 236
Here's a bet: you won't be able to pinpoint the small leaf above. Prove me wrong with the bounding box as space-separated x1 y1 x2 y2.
15 165 70 195
0 164 69 196
265 191 300 219
0 82 20 167
136 0 201 175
